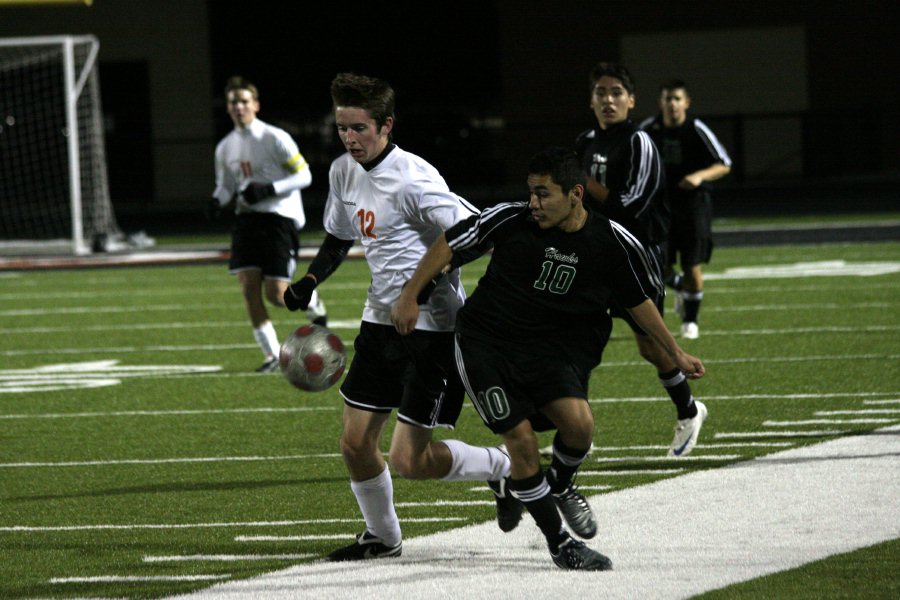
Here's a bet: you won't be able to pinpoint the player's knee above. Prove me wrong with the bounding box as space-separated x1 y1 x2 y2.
388 446 429 480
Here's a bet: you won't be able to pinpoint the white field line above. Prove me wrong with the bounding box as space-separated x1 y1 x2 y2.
590 391 900 403
816 409 900 415
1 393 896 421
52 575 229 584
395 500 495 508
144 554 314 563
2 299 894 319
0 407 335 420
763 418 897 426
169 426 900 600
715 430 849 438
574 484 614 491
593 454 741 463
592 442 793 450
578 469 684 476
236 535 353 542
0 453 341 469
0 517 468 533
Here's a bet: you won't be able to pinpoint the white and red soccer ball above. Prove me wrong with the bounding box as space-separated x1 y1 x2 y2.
279 324 347 392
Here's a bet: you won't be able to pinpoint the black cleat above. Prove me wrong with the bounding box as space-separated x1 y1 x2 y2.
551 535 613 571
326 531 402 562
255 357 279 373
552 481 597 539
312 316 328 327
487 477 523 533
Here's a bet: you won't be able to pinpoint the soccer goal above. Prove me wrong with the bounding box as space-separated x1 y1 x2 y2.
0 35 120 256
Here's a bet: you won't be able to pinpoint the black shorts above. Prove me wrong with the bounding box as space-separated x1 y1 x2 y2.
667 191 713 269
454 333 591 435
229 213 299 280
340 322 464 429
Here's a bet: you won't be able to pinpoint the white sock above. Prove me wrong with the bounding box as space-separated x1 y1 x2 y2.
253 320 279 359
350 465 401 546
440 440 511 482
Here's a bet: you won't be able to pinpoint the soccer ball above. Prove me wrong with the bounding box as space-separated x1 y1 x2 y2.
279 324 347 392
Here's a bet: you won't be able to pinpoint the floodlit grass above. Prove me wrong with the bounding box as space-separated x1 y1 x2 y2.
1 240 898 598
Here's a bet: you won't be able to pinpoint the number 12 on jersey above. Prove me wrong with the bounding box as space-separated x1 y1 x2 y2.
357 209 377 239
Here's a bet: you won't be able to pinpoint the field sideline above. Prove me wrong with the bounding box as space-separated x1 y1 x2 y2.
0 238 898 599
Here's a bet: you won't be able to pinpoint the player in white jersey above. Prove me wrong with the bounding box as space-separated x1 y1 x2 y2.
209 76 327 373
283 73 511 561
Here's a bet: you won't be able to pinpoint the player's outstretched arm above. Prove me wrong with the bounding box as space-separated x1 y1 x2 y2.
391 234 454 335
627 299 705 379
284 234 353 311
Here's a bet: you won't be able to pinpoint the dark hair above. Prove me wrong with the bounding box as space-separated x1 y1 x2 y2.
224 76 258 100
528 147 585 194
330 72 396 128
588 62 635 95
660 78 688 94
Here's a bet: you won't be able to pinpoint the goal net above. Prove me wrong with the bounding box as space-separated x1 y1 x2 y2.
0 35 120 256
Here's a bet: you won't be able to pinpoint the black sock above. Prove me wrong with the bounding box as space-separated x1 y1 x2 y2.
682 291 703 322
509 471 567 551
659 368 697 420
545 432 590 494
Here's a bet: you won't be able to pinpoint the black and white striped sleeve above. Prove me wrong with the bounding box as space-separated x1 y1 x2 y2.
694 118 732 167
445 201 527 251
608 220 665 308
615 131 664 218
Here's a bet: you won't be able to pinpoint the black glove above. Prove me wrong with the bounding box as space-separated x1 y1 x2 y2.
204 197 223 221
284 276 316 311
241 182 276 204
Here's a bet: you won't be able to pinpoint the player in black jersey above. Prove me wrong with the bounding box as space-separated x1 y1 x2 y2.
576 62 707 457
392 147 704 571
640 79 732 340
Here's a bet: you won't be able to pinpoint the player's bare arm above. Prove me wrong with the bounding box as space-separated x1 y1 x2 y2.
627 299 705 379
390 233 454 335
585 177 610 203
680 163 731 190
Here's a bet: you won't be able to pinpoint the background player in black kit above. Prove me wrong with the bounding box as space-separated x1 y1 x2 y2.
576 62 707 457
392 147 705 571
640 79 732 340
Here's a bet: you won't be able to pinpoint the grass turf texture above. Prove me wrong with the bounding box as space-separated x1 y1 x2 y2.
0 240 898 598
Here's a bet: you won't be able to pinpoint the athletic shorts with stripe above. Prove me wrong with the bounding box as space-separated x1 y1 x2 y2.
339 322 464 429
229 213 299 280
453 333 592 435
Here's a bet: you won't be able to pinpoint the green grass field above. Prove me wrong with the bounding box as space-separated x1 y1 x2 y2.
1 239 898 599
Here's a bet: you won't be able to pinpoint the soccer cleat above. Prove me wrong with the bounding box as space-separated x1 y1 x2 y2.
552 481 597 539
325 531 402 562
487 477 524 533
307 292 328 327
681 321 699 339
550 535 613 571
668 400 708 457
255 357 279 373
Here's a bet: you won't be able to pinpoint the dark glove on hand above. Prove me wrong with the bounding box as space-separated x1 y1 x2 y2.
241 182 276 204
204 197 223 221
284 277 316 311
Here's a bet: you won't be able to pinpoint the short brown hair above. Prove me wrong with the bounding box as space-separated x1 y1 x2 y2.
330 73 395 128
225 76 259 100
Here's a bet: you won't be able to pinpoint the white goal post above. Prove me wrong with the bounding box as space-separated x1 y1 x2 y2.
0 34 120 255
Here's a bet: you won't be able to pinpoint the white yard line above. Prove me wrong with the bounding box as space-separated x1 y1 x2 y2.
168 425 900 600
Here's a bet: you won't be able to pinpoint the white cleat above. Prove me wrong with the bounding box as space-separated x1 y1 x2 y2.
681 321 699 339
306 289 328 326
668 400 708 457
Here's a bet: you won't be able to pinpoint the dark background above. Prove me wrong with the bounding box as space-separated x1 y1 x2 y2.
1 0 898 235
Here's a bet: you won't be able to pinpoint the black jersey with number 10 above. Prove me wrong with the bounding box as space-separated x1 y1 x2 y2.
446 201 661 365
